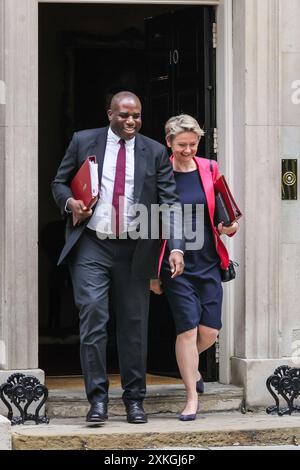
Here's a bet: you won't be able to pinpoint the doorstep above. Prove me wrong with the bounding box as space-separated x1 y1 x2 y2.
46 382 244 418
11 411 300 450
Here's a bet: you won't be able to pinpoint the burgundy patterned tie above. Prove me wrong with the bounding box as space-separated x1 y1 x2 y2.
112 139 126 236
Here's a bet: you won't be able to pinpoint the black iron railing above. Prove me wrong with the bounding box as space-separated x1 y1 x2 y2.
0 373 50 425
266 365 300 416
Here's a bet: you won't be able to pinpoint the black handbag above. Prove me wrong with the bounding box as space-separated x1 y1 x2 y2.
220 260 239 282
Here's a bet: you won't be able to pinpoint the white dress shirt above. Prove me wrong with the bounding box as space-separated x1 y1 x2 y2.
87 127 136 234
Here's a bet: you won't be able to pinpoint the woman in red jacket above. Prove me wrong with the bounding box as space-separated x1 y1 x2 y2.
150 115 238 421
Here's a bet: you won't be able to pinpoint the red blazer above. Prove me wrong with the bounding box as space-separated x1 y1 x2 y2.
158 156 231 276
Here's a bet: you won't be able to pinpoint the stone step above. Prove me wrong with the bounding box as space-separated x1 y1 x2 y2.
46 383 243 418
0 415 11 450
11 412 300 450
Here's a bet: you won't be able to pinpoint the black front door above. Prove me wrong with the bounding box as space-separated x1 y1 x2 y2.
145 7 218 381
144 6 216 158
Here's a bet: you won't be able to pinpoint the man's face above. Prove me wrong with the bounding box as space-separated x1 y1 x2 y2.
107 97 142 140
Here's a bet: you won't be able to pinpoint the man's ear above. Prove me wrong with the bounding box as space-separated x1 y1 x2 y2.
107 109 113 121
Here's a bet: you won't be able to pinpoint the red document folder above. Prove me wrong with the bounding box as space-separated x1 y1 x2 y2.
214 175 242 226
70 156 99 226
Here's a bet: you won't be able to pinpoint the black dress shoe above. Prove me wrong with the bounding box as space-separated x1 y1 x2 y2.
86 402 108 422
125 401 148 424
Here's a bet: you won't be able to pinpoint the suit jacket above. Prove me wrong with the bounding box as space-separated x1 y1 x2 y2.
158 156 231 276
52 126 184 278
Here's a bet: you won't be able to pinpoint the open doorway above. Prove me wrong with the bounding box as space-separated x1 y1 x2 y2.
38 2 217 381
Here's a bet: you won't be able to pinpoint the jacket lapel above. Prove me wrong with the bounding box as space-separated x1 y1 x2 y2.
134 134 147 203
195 157 215 227
87 126 108 186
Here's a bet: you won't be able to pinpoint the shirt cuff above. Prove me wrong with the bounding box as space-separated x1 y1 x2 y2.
170 249 184 256
65 198 73 214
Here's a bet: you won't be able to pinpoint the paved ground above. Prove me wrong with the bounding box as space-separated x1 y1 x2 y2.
11 411 300 450
209 445 300 450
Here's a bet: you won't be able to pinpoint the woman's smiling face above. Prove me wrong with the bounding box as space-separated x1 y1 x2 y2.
167 132 199 162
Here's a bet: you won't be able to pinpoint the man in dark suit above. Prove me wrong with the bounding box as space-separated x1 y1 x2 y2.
52 92 184 424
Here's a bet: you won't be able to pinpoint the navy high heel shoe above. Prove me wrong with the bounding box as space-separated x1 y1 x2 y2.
179 413 197 421
196 377 204 394
179 398 200 421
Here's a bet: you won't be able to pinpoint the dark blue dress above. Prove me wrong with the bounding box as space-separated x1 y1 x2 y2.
161 169 223 334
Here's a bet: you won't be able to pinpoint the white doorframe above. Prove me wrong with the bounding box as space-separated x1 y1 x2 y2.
35 0 234 383
216 0 234 384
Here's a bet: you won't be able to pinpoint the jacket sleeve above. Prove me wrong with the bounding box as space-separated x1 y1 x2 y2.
156 147 185 252
212 159 220 182
51 132 79 217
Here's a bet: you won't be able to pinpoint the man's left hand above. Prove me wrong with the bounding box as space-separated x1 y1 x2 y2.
169 252 184 279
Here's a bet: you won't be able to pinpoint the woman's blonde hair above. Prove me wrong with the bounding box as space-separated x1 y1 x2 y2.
165 114 204 141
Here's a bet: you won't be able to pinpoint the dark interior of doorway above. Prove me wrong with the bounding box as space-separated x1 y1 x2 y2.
38 3 218 382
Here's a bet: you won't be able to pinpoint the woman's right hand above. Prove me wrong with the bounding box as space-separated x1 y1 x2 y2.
150 279 163 295
217 221 239 236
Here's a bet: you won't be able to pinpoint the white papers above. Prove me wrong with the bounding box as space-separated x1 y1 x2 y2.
89 160 99 197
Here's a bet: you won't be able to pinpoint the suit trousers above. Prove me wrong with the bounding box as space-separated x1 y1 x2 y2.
68 228 150 404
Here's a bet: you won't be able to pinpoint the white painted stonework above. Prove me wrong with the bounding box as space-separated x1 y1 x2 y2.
0 81 5 105
279 0 300 368
0 415 11 450
0 0 38 372
231 358 300 407
230 0 300 405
